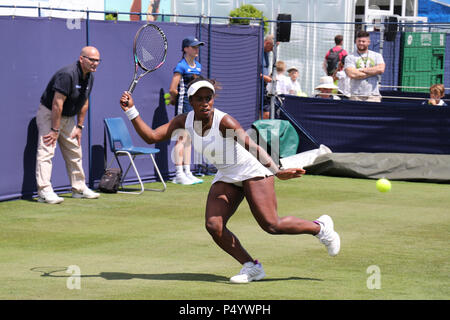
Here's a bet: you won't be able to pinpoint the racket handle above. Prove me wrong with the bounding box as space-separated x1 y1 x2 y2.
128 80 138 94
123 80 138 107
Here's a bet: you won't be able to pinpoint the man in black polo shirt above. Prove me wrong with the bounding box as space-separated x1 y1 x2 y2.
36 46 101 204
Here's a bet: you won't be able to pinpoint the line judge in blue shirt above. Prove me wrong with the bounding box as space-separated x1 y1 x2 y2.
168 37 205 185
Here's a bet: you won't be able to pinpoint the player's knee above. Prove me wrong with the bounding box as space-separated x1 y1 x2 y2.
260 220 282 235
205 218 223 238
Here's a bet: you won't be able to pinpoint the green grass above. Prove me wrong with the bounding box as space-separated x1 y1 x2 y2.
0 175 449 300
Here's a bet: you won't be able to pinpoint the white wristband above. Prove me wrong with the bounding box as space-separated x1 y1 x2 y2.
125 106 139 121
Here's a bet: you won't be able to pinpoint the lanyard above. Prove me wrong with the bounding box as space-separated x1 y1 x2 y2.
357 51 370 68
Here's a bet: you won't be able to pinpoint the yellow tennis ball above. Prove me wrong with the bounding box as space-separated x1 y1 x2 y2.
376 178 391 193
164 93 170 99
165 99 170 106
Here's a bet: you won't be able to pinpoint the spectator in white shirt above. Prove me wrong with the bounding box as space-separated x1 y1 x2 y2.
285 66 306 96
266 61 289 95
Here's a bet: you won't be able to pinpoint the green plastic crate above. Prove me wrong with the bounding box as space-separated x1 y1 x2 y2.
400 32 446 93
403 32 445 48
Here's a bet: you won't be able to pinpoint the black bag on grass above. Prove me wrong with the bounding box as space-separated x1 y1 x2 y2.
99 168 122 193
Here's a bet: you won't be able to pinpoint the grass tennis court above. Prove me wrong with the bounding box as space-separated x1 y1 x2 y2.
0 175 448 300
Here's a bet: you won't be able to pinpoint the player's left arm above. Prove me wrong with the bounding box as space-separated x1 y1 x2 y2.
220 115 305 180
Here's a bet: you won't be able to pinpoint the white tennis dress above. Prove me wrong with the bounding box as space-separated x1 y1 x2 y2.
185 108 273 186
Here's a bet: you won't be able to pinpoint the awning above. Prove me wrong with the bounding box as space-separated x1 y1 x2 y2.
431 0 450 7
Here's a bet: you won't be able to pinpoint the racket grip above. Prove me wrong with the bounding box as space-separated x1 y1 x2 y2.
128 80 138 94
123 80 138 107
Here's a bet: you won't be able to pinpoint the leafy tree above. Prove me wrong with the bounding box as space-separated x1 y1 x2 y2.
229 4 268 34
105 13 118 21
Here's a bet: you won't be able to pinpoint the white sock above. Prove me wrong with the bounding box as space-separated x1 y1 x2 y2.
183 165 192 176
314 220 324 238
176 165 185 176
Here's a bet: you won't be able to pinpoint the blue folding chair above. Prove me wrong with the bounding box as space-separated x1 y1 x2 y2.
104 117 166 194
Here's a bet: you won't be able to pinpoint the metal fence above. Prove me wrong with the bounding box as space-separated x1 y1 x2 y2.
1 4 449 97
265 19 450 96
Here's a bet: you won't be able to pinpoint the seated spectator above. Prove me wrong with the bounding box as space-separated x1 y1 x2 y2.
422 84 447 106
285 66 307 97
314 76 341 100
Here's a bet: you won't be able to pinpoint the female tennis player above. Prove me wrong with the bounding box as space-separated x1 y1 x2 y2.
119 77 340 283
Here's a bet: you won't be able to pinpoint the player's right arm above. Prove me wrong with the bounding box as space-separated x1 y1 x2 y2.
120 91 185 144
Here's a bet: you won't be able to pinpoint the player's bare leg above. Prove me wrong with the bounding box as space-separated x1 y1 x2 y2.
243 176 340 256
205 181 268 283
204 182 252 264
243 176 320 235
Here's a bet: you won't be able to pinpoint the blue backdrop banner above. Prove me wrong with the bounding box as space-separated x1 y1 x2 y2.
281 95 450 155
0 16 262 201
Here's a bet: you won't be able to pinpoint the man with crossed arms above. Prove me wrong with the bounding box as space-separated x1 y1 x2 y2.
345 30 385 102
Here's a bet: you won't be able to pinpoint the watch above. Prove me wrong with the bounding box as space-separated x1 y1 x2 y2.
77 124 84 130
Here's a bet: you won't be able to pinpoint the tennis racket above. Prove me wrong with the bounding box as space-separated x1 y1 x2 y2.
123 23 168 105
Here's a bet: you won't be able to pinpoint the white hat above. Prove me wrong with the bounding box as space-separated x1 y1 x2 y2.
187 80 215 97
315 76 338 90
287 66 299 73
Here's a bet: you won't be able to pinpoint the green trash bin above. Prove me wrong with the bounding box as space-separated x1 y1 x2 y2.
252 119 299 161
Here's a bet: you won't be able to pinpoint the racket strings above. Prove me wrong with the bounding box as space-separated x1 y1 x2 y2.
135 26 167 71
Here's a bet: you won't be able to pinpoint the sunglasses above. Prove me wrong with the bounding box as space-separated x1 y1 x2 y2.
82 56 102 63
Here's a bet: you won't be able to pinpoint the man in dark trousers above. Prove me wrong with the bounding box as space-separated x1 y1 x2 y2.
36 46 101 204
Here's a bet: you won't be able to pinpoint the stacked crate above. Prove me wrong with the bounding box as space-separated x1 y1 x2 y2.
400 32 446 93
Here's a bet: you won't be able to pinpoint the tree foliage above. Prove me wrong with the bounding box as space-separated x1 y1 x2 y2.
229 4 268 34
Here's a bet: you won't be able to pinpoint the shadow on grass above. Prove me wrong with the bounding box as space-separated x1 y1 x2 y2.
100 272 229 283
99 272 322 283
31 267 322 283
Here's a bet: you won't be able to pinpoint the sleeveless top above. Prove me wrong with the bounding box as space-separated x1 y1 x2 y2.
185 108 273 185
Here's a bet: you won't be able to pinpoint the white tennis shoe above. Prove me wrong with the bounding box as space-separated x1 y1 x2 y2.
315 215 341 256
37 191 64 204
72 188 100 199
172 173 196 185
230 261 265 284
185 172 203 184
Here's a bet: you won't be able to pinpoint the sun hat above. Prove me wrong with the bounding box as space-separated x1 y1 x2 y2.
287 66 299 73
315 76 338 90
187 80 215 97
